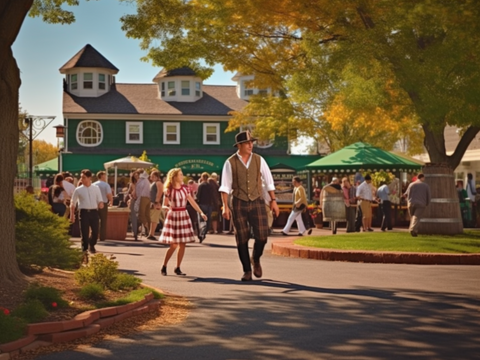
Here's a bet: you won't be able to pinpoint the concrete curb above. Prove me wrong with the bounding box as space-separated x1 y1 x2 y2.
271 239 480 265
0 286 162 359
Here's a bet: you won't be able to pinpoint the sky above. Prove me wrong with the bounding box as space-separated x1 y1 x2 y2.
12 0 237 145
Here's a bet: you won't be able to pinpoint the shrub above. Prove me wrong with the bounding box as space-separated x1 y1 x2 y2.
15 193 83 271
110 273 142 291
24 283 69 310
11 299 49 323
0 312 27 344
78 283 105 300
75 254 119 289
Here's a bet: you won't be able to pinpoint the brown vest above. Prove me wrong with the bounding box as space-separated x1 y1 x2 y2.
229 153 263 201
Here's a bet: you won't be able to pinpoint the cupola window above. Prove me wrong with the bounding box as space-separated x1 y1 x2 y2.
167 81 175 96
84 73 93 89
195 82 202 96
71 74 78 90
181 81 190 95
99 74 106 90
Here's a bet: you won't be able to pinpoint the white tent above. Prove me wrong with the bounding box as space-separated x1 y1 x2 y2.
104 156 153 194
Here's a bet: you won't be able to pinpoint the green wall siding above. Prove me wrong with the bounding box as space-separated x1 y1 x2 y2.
67 119 287 150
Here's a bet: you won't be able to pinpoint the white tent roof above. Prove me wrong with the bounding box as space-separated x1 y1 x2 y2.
104 156 153 170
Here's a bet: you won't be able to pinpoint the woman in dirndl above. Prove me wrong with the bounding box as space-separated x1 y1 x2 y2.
159 168 207 276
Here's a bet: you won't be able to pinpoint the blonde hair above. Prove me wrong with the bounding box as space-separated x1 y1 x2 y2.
164 168 182 191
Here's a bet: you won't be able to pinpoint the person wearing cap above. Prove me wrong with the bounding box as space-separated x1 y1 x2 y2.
356 174 374 232
219 130 280 282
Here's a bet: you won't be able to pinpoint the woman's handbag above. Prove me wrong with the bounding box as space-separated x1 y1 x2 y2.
294 203 306 212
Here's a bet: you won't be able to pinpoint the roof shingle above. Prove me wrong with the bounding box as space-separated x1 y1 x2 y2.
59 44 119 73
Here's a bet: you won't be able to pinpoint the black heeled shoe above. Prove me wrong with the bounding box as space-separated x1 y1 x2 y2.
174 267 186 276
161 265 167 276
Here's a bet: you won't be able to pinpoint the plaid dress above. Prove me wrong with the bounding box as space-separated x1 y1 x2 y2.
158 185 196 244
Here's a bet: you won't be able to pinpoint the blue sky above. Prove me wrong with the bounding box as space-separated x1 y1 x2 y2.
13 0 236 145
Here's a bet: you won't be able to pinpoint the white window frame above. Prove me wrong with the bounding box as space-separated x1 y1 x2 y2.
167 81 176 96
99 73 106 90
195 81 202 96
71 74 78 90
181 80 190 96
83 73 93 89
76 120 103 147
203 123 220 145
164 122 180 144
126 121 143 144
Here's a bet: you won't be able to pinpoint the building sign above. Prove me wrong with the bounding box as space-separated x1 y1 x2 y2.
174 159 216 170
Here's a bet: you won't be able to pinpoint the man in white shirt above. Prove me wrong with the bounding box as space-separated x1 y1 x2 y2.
219 130 279 282
356 174 374 232
70 169 104 254
93 171 113 242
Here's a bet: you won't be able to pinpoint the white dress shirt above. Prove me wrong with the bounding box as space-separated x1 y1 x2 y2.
356 181 374 201
219 152 276 195
71 185 103 210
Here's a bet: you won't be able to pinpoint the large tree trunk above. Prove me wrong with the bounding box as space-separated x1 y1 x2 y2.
0 0 34 290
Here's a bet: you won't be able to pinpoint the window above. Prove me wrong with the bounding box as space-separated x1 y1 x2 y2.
71 74 77 90
181 81 190 95
84 73 93 89
76 120 103 147
99 74 106 90
164 122 180 144
195 82 202 96
161 82 165 97
203 123 220 145
167 81 175 96
258 89 268 96
244 89 254 96
126 122 143 144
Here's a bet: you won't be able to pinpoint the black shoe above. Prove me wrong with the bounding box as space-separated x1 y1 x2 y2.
410 230 418 237
368 228 374 232
307 228 312 235
298 233 303 236
147 235 157 240
89 246 96 254
174 267 186 276
198 234 205 243
161 265 167 276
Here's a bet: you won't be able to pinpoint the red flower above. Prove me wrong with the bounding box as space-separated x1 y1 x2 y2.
51 302 57 308
0 307 9 315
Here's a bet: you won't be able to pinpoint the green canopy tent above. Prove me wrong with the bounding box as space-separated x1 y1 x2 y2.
34 157 58 176
305 142 423 174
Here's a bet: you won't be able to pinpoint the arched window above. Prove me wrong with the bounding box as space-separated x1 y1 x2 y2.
76 120 103 147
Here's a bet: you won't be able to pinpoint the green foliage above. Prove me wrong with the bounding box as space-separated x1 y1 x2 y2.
78 283 105 301
0 312 27 344
75 254 120 290
24 283 69 310
95 288 162 309
110 273 142 291
11 299 49 323
15 192 83 271
370 171 395 189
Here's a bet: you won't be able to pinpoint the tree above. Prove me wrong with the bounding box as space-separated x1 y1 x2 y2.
122 0 480 234
1 0 82 291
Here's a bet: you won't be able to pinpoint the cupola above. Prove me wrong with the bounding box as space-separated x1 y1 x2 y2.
59 44 119 97
232 72 270 100
152 67 203 102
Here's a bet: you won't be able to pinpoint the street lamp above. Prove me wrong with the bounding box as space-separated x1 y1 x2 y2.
53 125 66 173
22 116 56 185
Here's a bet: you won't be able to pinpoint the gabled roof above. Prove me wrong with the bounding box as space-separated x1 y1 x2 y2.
62 84 247 116
152 67 198 81
59 44 119 73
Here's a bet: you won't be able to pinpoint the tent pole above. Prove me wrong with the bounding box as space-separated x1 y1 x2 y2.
114 166 118 195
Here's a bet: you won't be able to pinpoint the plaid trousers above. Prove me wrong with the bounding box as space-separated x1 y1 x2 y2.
232 197 269 244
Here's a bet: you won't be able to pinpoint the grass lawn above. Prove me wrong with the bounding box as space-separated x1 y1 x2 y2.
294 230 480 254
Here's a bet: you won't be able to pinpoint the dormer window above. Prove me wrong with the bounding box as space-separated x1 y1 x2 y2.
167 81 175 96
99 74 106 90
181 81 190 95
71 74 78 90
84 73 93 89
195 82 201 96
244 89 254 96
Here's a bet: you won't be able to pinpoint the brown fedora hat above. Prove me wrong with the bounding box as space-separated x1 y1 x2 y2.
233 130 257 147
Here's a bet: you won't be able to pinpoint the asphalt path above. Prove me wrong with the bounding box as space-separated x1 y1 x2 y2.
38 230 480 360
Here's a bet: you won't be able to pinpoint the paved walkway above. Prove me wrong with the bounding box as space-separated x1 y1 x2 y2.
36 229 480 360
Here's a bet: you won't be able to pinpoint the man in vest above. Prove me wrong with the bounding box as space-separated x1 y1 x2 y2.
219 130 280 281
